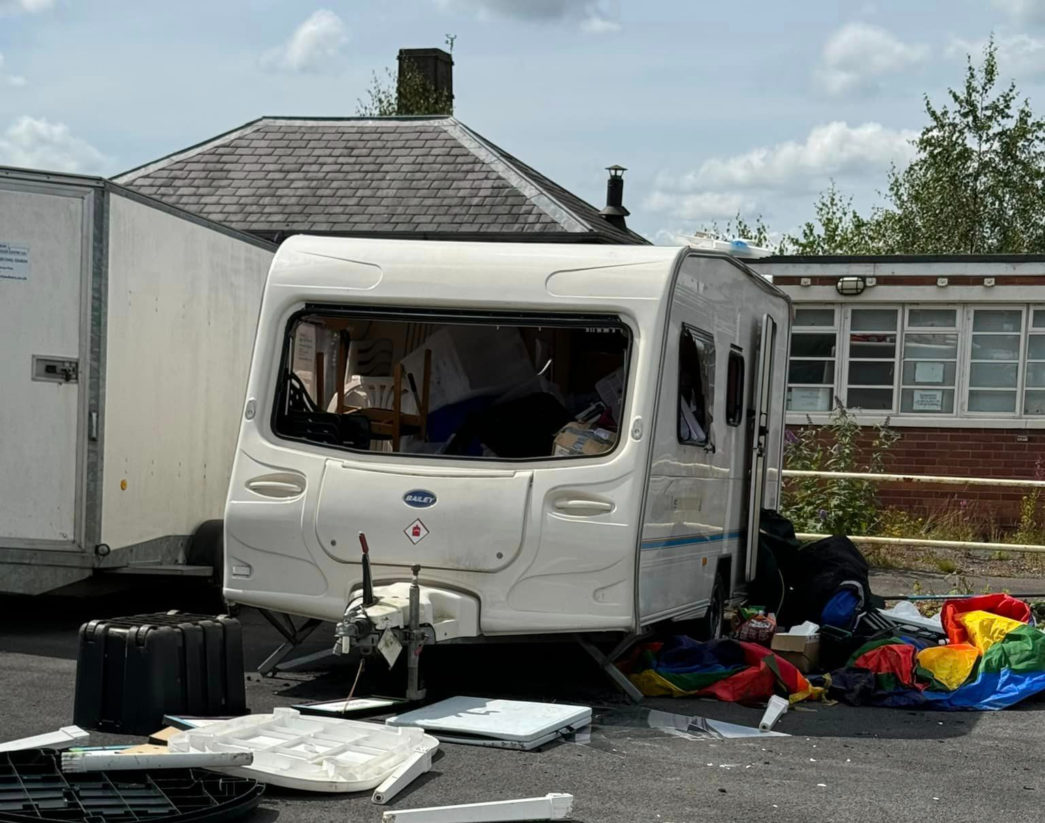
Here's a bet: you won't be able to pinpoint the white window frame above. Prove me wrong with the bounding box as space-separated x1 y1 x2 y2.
900 304 960 416
1025 306 1045 417
786 304 837 413
960 305 1027 419
842 306 901 414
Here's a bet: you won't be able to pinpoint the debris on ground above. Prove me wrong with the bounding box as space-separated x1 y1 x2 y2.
387 696 591 750
381 792 574 823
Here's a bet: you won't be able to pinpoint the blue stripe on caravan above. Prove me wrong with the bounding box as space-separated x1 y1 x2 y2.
640 530 745 550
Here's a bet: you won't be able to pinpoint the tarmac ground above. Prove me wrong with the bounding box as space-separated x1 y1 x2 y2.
1 575 1043 823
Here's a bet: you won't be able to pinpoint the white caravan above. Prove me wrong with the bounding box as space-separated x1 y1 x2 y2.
0 166 274 594
225 237 790 695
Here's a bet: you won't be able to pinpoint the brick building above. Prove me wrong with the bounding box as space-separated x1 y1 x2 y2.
754 255 1045 525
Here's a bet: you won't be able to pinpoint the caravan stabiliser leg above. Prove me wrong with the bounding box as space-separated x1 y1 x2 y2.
256 610 324 676
405 564 427 702
576 633 648 704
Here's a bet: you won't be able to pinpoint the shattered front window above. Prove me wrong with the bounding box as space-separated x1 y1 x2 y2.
272 309 631 460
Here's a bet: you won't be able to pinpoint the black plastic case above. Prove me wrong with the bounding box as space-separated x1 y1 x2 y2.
74 612 246 735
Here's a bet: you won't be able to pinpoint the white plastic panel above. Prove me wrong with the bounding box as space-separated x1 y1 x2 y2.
315 460 531 571
0 183 87 544
387 697 591 744
101 193 273 549
168 707 438 793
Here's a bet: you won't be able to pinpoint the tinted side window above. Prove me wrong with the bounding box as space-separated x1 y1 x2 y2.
726 349 744 427
678 326 714 447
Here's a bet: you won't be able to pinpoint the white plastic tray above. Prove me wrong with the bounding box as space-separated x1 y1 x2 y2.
168 707 438 792
387 697 591 750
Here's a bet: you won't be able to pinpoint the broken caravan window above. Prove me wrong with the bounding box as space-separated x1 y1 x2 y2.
678 324 714 449
271 308 632 460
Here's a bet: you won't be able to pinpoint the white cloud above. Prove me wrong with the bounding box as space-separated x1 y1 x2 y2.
437 0 621 32
815 22 928 96
0 53 26 87
644 121 916 229
262 9 348 72
949 33 1045 79
642 190 756 223
993 0 1045 25
0 0 54 13
681 121 918 190
0 116 108 173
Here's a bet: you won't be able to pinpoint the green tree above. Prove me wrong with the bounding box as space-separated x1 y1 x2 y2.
356 63 454 117
700 212 774 247
787 37 1045 254
356 37 456 117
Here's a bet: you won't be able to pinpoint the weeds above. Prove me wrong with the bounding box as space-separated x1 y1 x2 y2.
782 403 898 535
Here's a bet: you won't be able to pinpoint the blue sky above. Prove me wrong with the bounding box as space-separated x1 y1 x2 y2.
1 0 1042 242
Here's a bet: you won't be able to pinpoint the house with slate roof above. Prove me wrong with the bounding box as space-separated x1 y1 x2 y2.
112 115 647 246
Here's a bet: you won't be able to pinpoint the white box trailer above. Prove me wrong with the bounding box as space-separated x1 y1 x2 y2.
0 166 274 594
225 237 791 694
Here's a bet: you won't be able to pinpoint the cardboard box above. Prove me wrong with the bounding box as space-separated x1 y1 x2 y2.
553 421 616 456
399 326 537 412
770 632 820 674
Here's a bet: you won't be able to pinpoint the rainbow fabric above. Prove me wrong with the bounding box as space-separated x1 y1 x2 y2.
834 594 1045 711
627 636 818 704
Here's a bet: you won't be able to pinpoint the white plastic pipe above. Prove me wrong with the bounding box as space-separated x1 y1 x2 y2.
783 469 1045 489
796 532 1045 555
759 696 789 732
381 793 574 823
61 750 253 773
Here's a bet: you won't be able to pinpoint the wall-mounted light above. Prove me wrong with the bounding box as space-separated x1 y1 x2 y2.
937 277 949 287
984 277 996 287
800 277 812 287
835 276 866 296
866 277 877 287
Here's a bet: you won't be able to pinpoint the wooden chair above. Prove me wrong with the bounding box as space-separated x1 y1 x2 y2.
338 349 431 451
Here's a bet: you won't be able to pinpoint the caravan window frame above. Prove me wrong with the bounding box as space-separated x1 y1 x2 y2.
677 324 715 449
268 304 635 463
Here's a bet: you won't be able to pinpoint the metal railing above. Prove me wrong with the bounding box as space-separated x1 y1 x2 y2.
782 468 1045 554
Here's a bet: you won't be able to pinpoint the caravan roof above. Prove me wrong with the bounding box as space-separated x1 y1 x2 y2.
265 235 783 312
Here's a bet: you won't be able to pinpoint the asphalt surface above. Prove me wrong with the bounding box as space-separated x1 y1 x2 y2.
1 578 1044 823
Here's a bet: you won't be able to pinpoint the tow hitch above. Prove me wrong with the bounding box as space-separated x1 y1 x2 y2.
333 532 429 701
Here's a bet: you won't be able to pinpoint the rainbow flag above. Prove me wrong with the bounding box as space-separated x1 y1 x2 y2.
627 635 817 703
833 594 1045 711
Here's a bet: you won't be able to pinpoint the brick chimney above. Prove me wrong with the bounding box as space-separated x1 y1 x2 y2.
397 48 454 114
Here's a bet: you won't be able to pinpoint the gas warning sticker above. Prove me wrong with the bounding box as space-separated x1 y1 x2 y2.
404 518 429 545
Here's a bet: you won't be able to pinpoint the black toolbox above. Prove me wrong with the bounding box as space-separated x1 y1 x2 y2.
73 612 246 735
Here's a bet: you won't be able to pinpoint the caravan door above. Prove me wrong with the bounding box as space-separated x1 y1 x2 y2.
744 313 777 581
0 179 91 549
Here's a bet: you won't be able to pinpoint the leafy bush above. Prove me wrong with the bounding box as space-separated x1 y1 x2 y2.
781 404 898 536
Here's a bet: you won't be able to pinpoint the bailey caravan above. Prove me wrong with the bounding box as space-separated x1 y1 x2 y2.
224 237 790 695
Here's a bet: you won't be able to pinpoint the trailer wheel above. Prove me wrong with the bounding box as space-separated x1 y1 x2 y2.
188 519 224 586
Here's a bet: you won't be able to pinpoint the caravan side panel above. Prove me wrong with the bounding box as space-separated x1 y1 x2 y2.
638 255 790 624
100 193 273 553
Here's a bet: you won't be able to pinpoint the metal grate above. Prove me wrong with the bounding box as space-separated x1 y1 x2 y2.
0 750 261 823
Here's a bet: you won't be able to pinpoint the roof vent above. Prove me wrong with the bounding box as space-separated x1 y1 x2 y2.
599 165 629 231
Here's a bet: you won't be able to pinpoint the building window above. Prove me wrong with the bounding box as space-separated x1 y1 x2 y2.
901 307 958 414
787 307 836 412
678 325 714 447
846 308 898 411
967 308 1024 414
1026 309 1045 415
726 349 744 427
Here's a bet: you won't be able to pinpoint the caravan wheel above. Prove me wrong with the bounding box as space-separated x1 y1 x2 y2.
700 574 726 641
